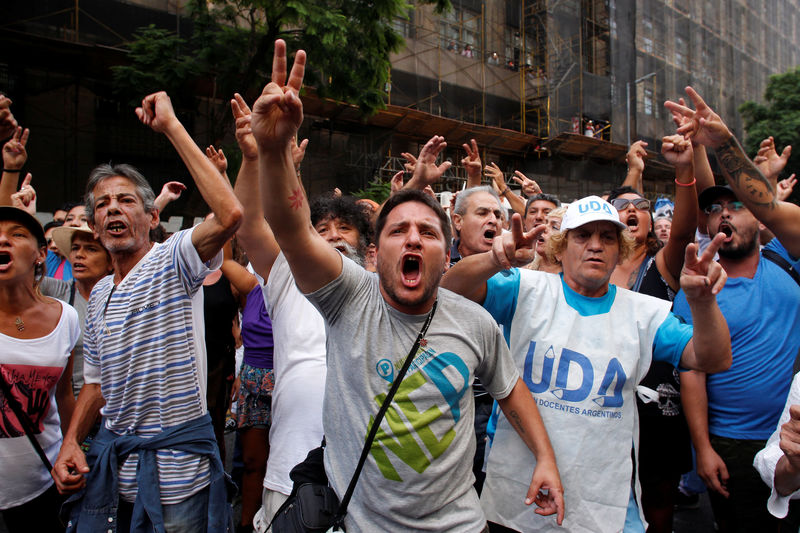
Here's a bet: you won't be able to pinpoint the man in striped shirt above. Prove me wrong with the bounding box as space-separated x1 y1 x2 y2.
52 91 242 532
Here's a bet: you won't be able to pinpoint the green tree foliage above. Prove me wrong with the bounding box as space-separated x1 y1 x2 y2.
353 178 393 204
739 67 800 201
112 0 450 147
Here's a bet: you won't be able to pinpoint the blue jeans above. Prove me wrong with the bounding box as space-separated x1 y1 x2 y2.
118 486 213 533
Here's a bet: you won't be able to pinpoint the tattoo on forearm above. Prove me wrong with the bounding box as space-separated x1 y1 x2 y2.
289 187 304 210
509 410 526 436
716 137 777 209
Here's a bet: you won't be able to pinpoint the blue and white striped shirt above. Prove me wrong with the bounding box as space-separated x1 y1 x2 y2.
84 228 220 504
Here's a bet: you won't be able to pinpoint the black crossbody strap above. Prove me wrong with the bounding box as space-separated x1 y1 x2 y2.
762 248 800 286
0 367 53 472
333 299 438 524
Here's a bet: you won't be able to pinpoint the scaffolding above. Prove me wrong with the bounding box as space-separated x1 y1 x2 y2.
8 0 800 201
387 0 616 142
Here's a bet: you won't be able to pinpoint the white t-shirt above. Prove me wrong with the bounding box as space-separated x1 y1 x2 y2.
0 301 79 509
754 372 800 518
260 253 326 494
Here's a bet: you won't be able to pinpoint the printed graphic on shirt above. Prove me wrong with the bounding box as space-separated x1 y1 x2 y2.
523 342 627 419
0 364 61 438
369 344 469 481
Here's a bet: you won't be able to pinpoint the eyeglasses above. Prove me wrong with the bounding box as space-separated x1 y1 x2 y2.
704 201 745 215
610 198 650 211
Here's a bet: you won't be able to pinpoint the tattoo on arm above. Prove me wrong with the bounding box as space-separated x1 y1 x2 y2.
508 409 526 436
289 187 304 210
626 264 640 290
716 137 777 210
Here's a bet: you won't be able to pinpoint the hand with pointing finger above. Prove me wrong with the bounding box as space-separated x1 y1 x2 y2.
405 136 452 191
512 171 541 197
491 213 544 270
664 87 732 149
10 173 36 215
778 174 797 202
251 39 307 151
461 138 482 186
680 232 727 301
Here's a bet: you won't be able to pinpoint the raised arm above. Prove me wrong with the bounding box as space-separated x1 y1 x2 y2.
676 234 732 373
754 136 791 190
0 126 29 205
153 181 186 212
622 140 648 193
486 163 525 216
135 92 242 261
778 175 797 202
229 93 282 280
206 145 229 178
657 134 698 287
0 95 17 141
251 40 341 294
511 171 542 198
462 138 482 188
441 214 541 302
403 136 452 191
668 97 715 193
666 86 800 257
10 173 35 215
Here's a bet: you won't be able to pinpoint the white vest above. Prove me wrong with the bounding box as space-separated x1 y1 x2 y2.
481 271 671 533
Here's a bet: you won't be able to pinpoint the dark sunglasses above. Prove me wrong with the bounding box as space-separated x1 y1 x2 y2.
704 201 745 215
610 198 650 211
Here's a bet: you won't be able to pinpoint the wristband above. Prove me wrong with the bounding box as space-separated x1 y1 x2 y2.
500 187 509 196
675 177 696 187
2 168 21 173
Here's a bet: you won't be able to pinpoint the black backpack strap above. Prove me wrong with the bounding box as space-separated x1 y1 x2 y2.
332 299 438 527
762 248 800 286
68 280 77 306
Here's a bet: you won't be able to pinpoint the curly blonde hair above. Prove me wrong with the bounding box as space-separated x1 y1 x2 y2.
546 225 637 265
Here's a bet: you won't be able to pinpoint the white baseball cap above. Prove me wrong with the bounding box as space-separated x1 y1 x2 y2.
560 195 627 231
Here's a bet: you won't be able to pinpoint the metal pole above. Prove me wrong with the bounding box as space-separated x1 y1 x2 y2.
626 81 630 147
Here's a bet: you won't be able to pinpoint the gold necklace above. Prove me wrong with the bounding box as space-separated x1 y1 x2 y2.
14 317 24 331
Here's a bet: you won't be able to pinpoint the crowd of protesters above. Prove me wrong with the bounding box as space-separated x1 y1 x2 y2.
1 40 800 533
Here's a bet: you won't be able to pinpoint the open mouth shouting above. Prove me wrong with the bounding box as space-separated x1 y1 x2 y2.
0 251 11 271
483 228 497 243
105 220 128 236
401 253 422 288
717 222 734 242
625 213 639 232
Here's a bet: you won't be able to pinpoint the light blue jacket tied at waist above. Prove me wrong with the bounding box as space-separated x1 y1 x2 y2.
63 413 234 533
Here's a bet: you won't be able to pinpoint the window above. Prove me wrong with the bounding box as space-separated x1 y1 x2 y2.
440 7 482 57
641 18 654 53
643 86 654 116
675 36 688 70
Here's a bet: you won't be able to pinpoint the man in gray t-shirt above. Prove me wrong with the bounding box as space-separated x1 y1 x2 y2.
248 40 565 531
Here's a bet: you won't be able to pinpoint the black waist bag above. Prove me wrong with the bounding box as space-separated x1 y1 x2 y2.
273 482 340 532
272 446 342 532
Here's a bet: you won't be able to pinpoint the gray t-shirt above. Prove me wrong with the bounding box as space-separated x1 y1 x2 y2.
306 256 519 532
39 276 87 396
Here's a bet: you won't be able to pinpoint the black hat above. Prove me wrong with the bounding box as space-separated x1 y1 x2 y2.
698 185 737 211
0 206 47 247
